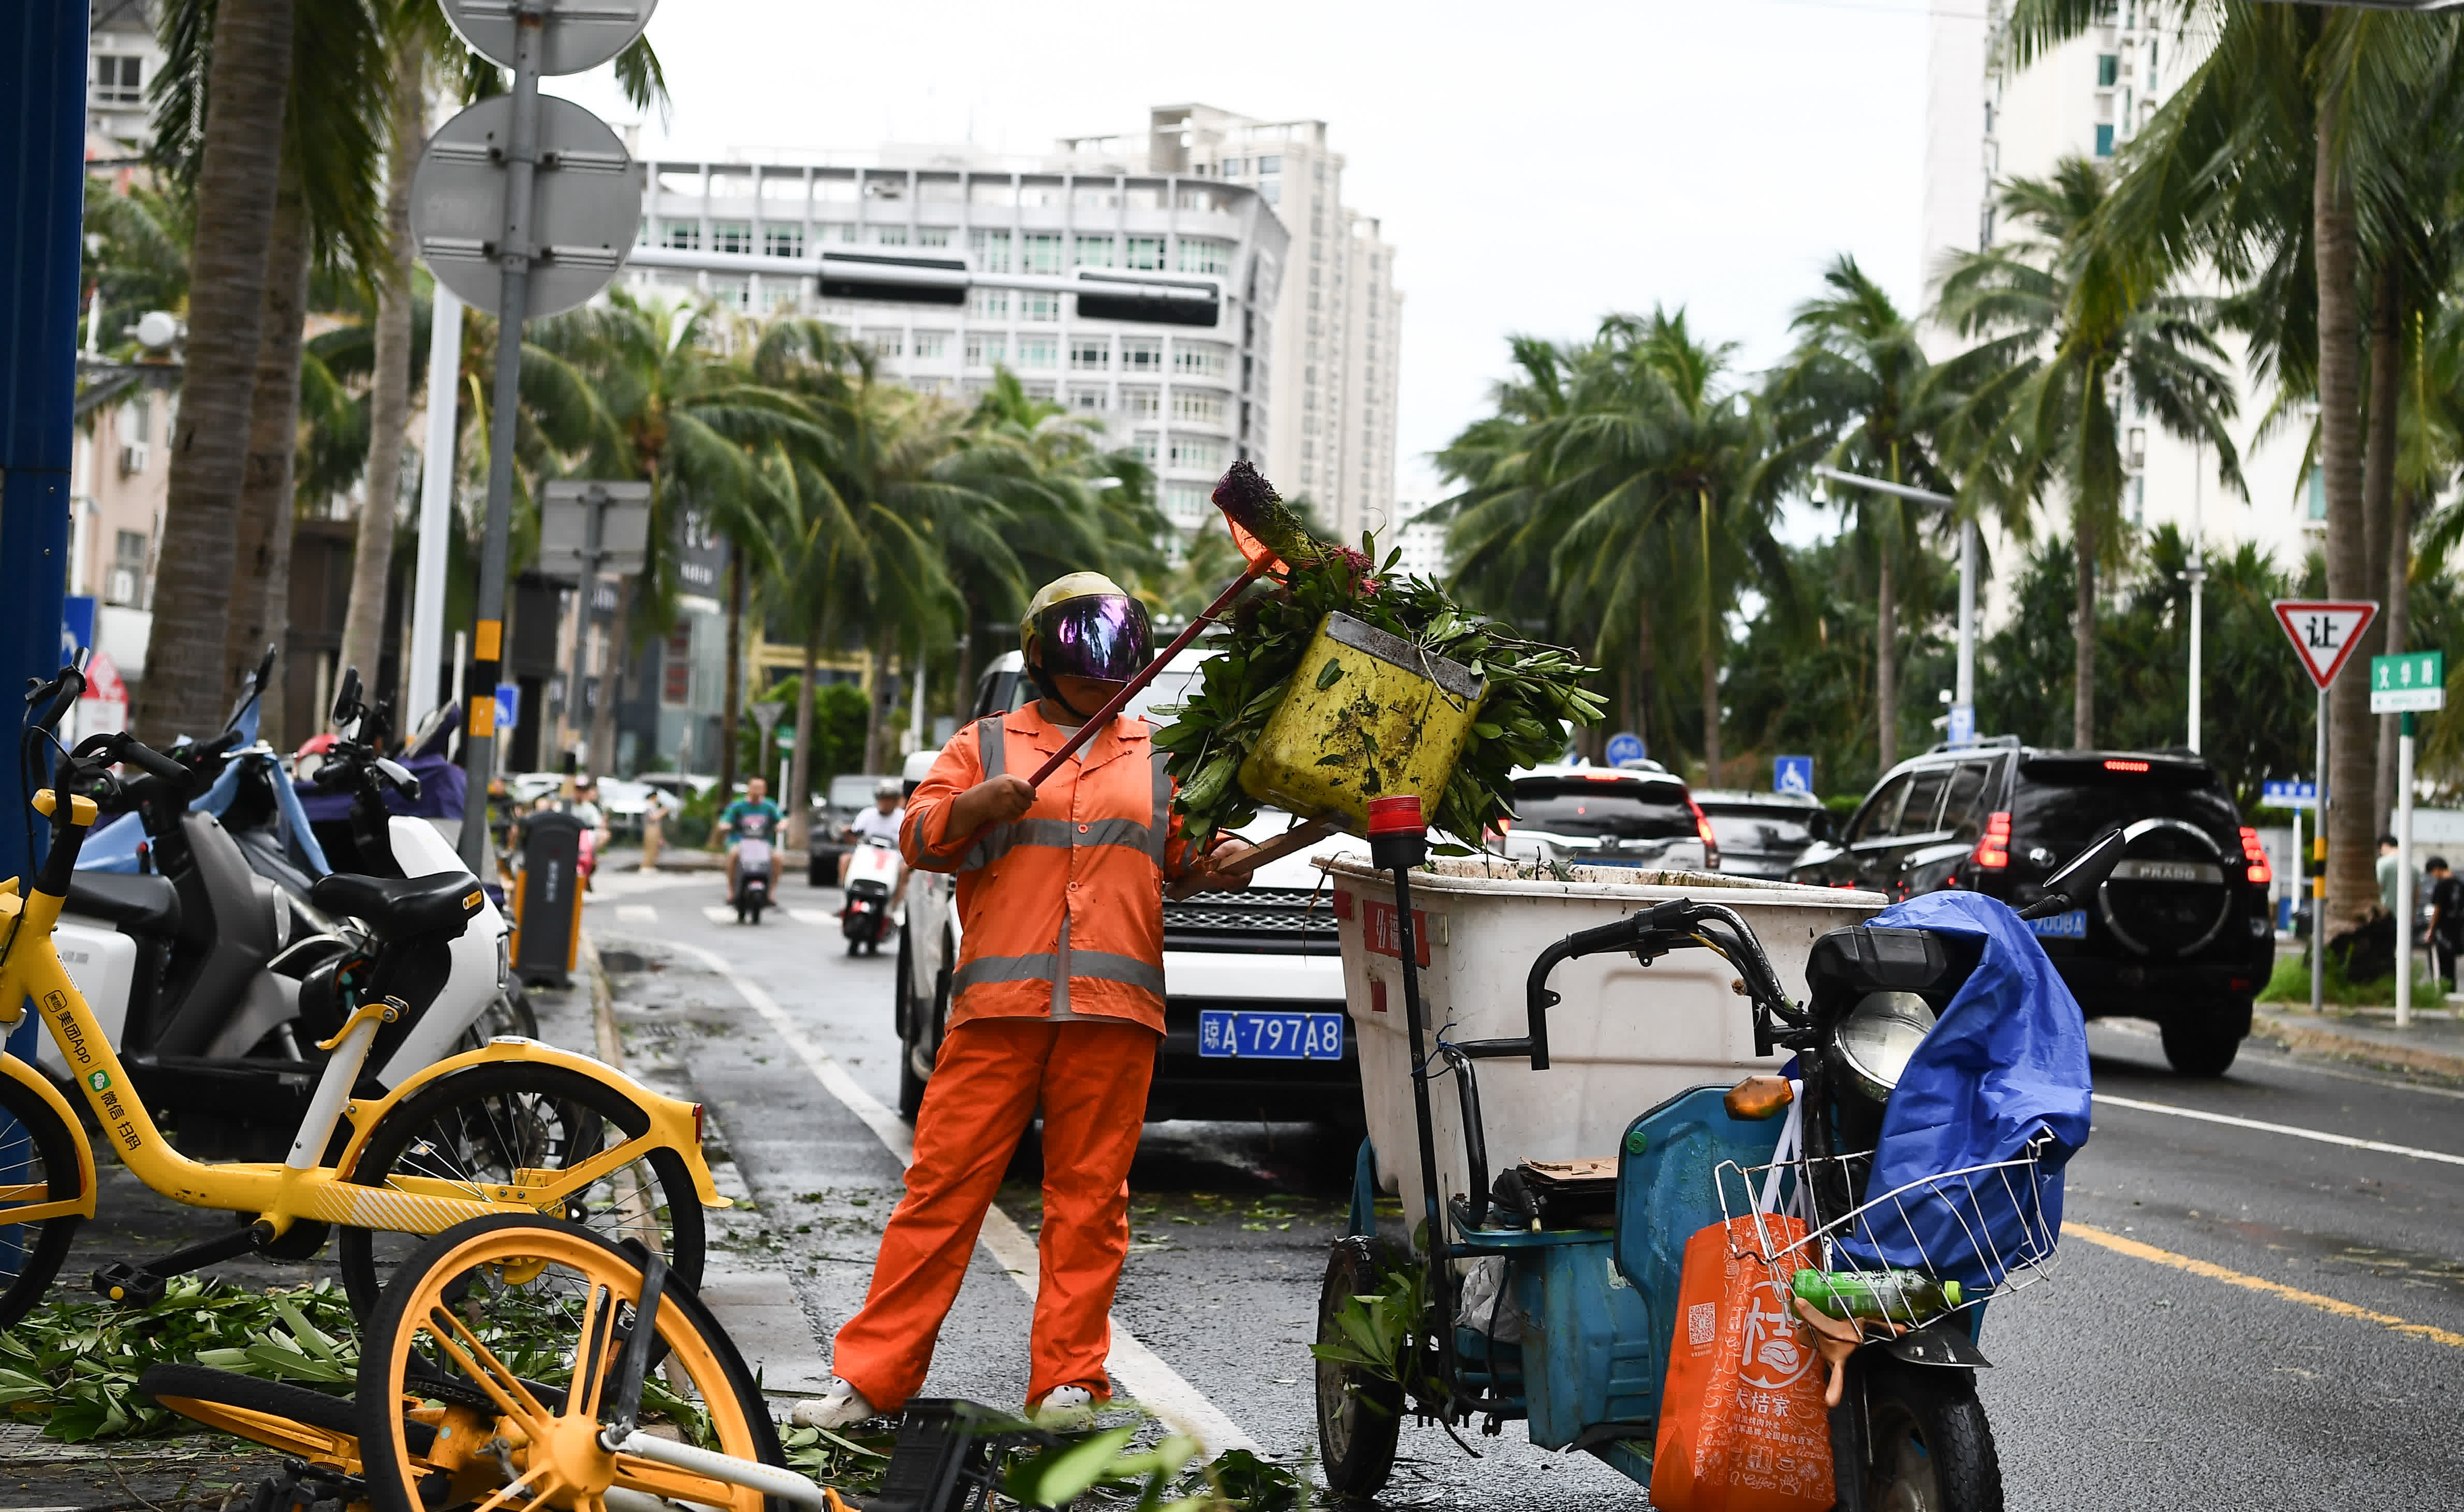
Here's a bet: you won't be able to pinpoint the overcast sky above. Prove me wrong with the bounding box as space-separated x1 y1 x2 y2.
555 0 1944 505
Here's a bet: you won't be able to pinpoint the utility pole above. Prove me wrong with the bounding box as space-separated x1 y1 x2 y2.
1813 467 1974 742
2187 439 2204 752
408 286 463 730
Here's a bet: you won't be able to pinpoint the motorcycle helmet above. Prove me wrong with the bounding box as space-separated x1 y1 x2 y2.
1019 573 1152 712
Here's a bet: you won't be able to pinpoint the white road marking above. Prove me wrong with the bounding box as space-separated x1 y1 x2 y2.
789 909 837 926
617 905 659 924
2095 1018 2464 1102
660 939 1258 1457
2092 1092 2464 1167
702 905 739 924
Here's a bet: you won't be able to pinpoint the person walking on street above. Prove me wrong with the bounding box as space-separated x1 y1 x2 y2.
2427 856 2464 1000
795 573 1254 1428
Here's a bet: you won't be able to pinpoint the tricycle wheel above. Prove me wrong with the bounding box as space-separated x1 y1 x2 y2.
1315 1233 1410 1501
1859 1357 2003 1512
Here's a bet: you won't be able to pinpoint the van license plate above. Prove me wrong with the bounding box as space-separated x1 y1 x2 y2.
2029 909 2087 939
1198 1010 1345 1060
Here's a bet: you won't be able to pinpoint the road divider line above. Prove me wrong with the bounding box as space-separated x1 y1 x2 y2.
2067 1223 2464 1349
661 940 1259 1457
2090 1092 2464 1167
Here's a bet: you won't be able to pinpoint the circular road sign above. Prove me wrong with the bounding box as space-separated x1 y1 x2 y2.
410 94 639 319
440 0 656 78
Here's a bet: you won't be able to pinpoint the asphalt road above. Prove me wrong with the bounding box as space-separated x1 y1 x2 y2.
584 859 2464 1509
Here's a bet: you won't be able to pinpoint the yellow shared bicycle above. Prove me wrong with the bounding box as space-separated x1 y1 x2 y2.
0 658 725 1325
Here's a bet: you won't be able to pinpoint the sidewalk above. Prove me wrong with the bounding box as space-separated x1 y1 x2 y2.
2251 1000 2464 1082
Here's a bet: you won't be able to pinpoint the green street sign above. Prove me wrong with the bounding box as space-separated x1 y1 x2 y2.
2370 650 2445 713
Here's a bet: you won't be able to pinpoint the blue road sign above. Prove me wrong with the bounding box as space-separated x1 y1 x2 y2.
495 681 521 731
61 595 93 656
1605 731 1646 766
2261 780 2316 809
1774 755 1814 795
1947 703 1976 747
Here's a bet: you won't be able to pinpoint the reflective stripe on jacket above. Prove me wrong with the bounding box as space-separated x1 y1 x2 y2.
901 706 1191 1033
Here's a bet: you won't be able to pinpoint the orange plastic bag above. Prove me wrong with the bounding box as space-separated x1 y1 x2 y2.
1649 1216 1836 1511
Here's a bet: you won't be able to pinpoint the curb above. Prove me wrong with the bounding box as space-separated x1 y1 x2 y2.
577 930 626 1071
2251 1011 2464 1084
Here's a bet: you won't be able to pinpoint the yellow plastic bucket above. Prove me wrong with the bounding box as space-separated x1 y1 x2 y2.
1237 610 1487 831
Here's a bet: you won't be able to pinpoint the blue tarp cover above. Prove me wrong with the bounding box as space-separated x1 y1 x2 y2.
1837 889 2092 1289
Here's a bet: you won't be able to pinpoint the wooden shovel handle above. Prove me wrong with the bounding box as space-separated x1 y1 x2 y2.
1168 818 1343 898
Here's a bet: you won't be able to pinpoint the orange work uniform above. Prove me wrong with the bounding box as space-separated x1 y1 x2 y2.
830 707 1203 1410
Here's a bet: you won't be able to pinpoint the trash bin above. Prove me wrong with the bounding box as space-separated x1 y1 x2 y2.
512 809 585 988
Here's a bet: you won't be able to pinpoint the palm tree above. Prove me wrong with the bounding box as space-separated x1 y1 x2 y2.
1767 255 1955 772
1932 158 2243 748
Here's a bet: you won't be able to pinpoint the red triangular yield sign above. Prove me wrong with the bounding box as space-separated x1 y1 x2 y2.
2271 600 2380 690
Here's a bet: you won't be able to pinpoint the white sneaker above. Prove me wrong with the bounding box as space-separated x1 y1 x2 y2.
1032 1384 1097 1421
790 1378 875 1430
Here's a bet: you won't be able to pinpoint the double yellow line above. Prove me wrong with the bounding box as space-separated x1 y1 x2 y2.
2068 1223 2464 1350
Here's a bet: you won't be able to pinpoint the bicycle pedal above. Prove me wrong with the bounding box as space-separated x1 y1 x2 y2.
92 1263 167 1307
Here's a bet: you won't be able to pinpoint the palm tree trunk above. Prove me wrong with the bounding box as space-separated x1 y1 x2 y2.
2366 265 2402 833
785 636 818 851
337 31 424 697
2315 106 2375 935
1876 519 1899 770
589 575 632 775
1636 603 1655 758
222 152 310 730
2073 507 2096 749
1697 491 1720 784
715 548 745 816
134 0 296 742
862 635 893 776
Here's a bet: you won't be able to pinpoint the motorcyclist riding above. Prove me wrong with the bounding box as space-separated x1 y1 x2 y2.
720 776 783 902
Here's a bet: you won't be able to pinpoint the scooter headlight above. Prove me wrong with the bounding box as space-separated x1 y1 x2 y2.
1833 991 1938 1101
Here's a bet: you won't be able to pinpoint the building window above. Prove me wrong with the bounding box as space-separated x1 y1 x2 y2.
107 530 146 606
712 222 752 255
1170 435 1225 472
1258 155 1282 174
967 288 1009 320
870 225 910 246
1017 336 1058 370
863 328 904 358
662 627 694 705
1070 336 1110 370
1019 291 1061 322
1171 389 1226 425
2094 124 2115 156
1075 235 1116 268
1069 386 1109 413
970 228 1012 273
93 54 142 105
1132 430 1160 463
761 281 801 312
1121 387 1160 418
1172 342 1229 380
971 179 1017 208
711 277 750 311
912 330 950 361
763 223 804 258
663 221 702 251
917 227 951 247
826 221 859 243
965 332 1007 368
1163 482 1211 524
2307 466 2326 521
1021 234 1063 274
1178 239 1231 275
1222 157 1244 176
2096 53 2119 86
1123 236 1165 271
1121 338 1163 373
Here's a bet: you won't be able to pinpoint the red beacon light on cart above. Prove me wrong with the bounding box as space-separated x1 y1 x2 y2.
1367 794 1428 870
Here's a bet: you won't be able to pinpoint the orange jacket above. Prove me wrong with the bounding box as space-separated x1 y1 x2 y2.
902 707 1199 1034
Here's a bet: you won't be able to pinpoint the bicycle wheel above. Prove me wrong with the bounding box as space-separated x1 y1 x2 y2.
355 1214 782 1512
336 1062 706 1318
0 1073 85 1329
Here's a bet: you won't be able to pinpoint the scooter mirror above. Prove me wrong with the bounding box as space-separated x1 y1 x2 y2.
332 667 363 726
2019 825 2129 919
372 757 423 802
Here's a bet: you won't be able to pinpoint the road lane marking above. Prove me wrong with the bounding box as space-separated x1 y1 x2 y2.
789 909 837 925
658 938 1259 1457
2091 1092 2464 1167
2067 1224 2464 1349
617 905 659 924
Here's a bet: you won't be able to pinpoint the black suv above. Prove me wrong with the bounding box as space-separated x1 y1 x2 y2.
1790 740 2275 1075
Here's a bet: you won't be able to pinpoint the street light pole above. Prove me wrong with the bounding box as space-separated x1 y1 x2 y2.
1813 466 1974 740
2188 440 2204 752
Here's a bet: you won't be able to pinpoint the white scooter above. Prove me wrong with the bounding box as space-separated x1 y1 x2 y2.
841 836 902 956
734 837 775 925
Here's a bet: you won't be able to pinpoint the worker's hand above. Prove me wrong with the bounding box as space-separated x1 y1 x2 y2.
1168 839 1257 898
952 774 1037 832
1792 1296 1902 1408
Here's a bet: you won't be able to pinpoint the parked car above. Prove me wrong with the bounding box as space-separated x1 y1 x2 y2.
1690 789 1833 880
1497 762 1718 871
594 777 655 838
1788 738 2275 1075
808 772 898 885
639 772 716 804
896 649 1356 1126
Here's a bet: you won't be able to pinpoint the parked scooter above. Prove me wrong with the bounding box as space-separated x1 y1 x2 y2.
734 838 774 925
841 836 901 955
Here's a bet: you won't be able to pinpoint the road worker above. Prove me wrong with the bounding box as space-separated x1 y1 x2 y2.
795 572 1254 1427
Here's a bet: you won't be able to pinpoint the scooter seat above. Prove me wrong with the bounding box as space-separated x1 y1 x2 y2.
66 871 182 935
310 870 482 942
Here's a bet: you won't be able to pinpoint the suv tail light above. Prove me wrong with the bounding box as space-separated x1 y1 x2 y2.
2238 826 2271 884
1689 797 1721 870
1973 811 2012 869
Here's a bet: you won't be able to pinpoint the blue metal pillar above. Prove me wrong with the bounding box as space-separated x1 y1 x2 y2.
2 0 88 1079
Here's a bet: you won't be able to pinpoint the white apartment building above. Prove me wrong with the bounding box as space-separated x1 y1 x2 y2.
86 0 162 154
1059 107 1404 547
623 148 1287 542
1923 5 2316 587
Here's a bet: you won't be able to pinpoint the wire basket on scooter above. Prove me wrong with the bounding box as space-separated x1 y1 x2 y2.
1711 1138 2060 1325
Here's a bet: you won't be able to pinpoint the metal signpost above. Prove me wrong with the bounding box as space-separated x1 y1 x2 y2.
2371 649 2445 1028
415 0 653 871
2272 600 2379 1014
537 480 650 764
2263 780 2318 935
1812 466 1975 744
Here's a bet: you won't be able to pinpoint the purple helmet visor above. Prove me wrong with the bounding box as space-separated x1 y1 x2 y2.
1032 594 1153 683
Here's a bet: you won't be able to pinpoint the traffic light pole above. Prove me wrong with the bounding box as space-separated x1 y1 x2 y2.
456 3 544 871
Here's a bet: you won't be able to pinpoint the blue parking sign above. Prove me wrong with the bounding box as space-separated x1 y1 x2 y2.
1774 755 1813 795
495 682 521 731
1605 731 1646 767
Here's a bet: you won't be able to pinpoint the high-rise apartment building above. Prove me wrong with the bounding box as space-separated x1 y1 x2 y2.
1072 107 1402 547
1923 7 2312 575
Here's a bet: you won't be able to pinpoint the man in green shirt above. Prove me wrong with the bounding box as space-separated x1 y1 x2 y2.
721 776 784 901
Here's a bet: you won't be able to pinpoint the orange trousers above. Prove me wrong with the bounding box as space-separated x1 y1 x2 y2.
830 1016 1156 1411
